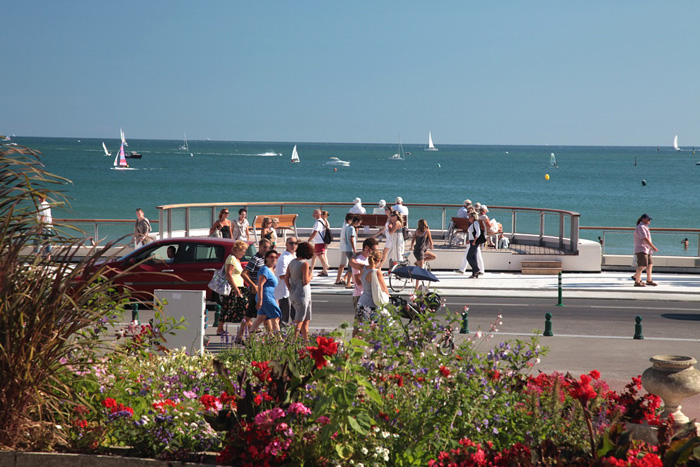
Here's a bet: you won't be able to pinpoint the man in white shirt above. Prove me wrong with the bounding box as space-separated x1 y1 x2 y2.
457 199 472 218
372 200 387 215
274 237 298 325
392 197 409 217
35 194 53 260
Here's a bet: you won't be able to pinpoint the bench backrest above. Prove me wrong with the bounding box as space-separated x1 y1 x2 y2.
451 217 470 231
356 213 388 227
253 213 298 229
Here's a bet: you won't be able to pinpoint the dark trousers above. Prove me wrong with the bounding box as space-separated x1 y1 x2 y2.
466 243 480 274
278 297 296 324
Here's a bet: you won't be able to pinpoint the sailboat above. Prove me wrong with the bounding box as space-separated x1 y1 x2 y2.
121 129 142 159
290 145 300 163
424 131 438 151
390 135 406 160
179 133 189 151
673 135 681 152
550 152 558 168
102 141 111 156
111 138 133 170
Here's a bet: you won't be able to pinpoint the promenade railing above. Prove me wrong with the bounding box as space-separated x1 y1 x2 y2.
155 201 581 254
581 226 700 258
53 218 159 246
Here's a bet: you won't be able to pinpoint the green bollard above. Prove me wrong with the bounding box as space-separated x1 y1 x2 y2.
131 303 139 324
543 312 553 336
212 304 221 328
633 316 644 340
460 308 470 334
556 272 564 307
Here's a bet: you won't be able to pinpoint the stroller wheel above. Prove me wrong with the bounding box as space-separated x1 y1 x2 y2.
437 335 455 356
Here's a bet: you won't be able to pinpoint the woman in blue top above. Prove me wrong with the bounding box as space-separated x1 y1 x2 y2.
248 250 282 337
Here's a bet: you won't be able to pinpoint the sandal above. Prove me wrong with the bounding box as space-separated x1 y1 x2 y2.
634 281 646 287
646 281 658 286
334 280 344 285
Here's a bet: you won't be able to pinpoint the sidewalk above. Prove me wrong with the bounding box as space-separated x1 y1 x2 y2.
311 271 700 302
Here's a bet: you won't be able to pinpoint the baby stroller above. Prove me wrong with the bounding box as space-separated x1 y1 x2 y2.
389 293 455 355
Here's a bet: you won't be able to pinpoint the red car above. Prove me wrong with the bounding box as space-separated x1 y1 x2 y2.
99 237 253 301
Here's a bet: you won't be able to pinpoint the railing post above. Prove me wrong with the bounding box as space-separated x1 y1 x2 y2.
559 213 565 250
158 208 164 240
570 214 580 254
441 207 446 232
539 212 545 246
511 210 517 241
167 209 172 238
94 223 99 244
185 207 191 237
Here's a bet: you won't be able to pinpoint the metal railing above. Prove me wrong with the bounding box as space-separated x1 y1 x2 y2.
581 226 700 258
155 201 581 254
54 218 159 245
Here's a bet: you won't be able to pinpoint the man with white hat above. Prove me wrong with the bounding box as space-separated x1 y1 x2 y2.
393 197 409 217
457 199 472 219
373 199 386 215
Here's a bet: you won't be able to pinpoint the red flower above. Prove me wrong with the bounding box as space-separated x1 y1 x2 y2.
251 360 272 383
102 397 117 408
199 394 222 411
73 419 88 429
220 391 236 406
306 336 339 369
110 403 133 416
439 365 451 378
491 370 501 381
589 369 601 380
566 374 597 406
254 394 263 405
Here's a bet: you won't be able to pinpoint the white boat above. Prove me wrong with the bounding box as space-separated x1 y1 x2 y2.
424 131 438 151
550 152 558 168
290 145 300 163
390 135 406 160
673 135 681 151
111 139 133 170
102 141 111 156
324 157 350 167
179 133 189 151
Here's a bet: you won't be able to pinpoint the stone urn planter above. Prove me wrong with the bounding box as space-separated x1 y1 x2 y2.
642 355 700 425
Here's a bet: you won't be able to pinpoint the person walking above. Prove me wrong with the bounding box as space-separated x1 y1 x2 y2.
374 205 394 267
307 209 330 276
132 208 152 248
336 215 361 287
274 236 298 327
633 213 658 287
232 208 250 241
238 239 271 340
349 238 379 337
249 250 282 336
286 242 314 342
216 240 249 335
356 250 389 332
466 212 482 278
387 211 406 268
34 194 53 260
210 208 232 238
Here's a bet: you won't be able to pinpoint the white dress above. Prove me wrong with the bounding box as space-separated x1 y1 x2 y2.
388 229 405 263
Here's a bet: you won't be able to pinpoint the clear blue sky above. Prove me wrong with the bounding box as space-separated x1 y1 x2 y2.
3 1 699 146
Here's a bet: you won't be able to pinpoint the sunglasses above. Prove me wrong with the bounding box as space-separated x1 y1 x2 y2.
223 211 229 214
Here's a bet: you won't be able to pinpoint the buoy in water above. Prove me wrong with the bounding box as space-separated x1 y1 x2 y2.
437 163 441 168
641 179 646 186
545 174 550 180
334 168 337 172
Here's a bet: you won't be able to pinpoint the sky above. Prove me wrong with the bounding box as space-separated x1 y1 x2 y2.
2 1 699 146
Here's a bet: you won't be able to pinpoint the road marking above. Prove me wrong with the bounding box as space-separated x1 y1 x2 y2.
589 305 697 311
447 302 529 307
494 331 700 342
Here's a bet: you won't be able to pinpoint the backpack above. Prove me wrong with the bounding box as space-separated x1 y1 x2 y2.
322 220 333 244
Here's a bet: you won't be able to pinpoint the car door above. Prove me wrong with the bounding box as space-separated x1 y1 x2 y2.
118 242 182 296
169 241 227 293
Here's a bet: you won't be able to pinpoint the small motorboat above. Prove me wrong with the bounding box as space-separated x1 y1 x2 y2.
324 157 350 167
125 151 142 159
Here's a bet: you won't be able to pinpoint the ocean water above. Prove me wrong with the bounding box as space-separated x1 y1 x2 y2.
9 137 700 255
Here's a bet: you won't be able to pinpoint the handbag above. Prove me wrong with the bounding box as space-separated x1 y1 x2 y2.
209 229 222 238
370 270 389 307
322 220 333 244
208 266 231 296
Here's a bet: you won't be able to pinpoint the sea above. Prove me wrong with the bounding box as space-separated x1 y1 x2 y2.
8 136 700 256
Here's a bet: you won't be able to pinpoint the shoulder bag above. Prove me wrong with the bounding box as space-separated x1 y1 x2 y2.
370 270 389 307
322 220 333 244
208 265 231 296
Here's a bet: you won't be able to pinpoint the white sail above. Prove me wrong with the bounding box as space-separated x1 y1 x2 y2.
550 152 557 167
120 128 128 146
291 145 300 162
113 143 128 168
673 135 681 151
390 135 405 160
102 141 111 156
180 133 189 151
425 131 438 151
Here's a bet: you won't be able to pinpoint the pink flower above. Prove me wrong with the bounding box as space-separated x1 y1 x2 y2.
288 402 312 416
316 415 331 425
182 390 197 399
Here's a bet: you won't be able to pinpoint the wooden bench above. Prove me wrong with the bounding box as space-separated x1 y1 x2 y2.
520 260 562 275
252 214 298 243
446 217 470 245
356 213 388 228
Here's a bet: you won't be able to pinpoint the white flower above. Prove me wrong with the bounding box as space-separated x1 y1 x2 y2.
55 424 63 430
381 430 390 438
535 358 541 364
361 447 369 455
373 426 380 433
475 330 483 338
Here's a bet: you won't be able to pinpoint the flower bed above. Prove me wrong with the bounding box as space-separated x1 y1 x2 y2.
49 298 700 466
